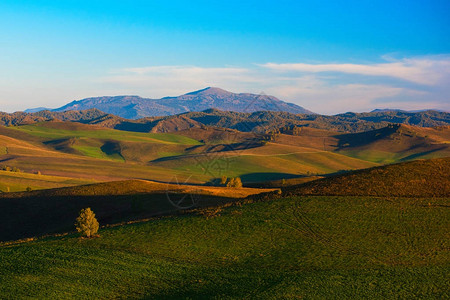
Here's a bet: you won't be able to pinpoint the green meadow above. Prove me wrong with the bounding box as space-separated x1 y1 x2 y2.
11 123 202 145
154 151 376 181
0 170 97 192
1 195 448 299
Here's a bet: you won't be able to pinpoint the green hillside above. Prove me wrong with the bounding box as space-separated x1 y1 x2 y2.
288 157 450 197
153 142 377 181
0 122 378 187
0 170 96 192
0 155 449 298
0 180 276 241
1 121 449 192
0 124 209 186
10 122 201 145
336 124 450 163
0 195 448 298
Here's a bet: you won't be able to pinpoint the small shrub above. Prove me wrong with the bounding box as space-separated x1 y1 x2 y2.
227 177 243 188
26 187 33 192
75 207 99 238
220 175 228 185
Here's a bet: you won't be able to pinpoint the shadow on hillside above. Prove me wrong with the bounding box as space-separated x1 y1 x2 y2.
151 141 264 163
113 121 156 133
239 172 300 183
0 156 16 163
399 147 446 161
335 125 398 148
0 192 237 242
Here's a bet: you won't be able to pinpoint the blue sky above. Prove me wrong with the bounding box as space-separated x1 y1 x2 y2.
1 0 449 114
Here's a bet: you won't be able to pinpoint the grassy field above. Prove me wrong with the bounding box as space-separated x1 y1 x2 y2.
0 154 448 298
336 125 450 164
288 157 450 197
0 195 448 298
155 147 377 181
0 170 97 192
0 122 377 187
0 180 277 241
0 124 210 185
339 147 450 164
1 121 449 192
7 122 202 164
10 122 202 145
0 151 208 185
72 142 125 162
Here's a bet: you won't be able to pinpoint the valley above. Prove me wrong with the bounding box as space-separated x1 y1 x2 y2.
1 112 449 192
0 107 449 299
0 156 448 298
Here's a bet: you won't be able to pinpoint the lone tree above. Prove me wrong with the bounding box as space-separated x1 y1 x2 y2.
75 207 99 238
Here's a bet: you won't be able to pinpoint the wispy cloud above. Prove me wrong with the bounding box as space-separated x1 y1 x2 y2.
260 56 450 85
99 65 258 97
96 55 450 114
266 81 431 114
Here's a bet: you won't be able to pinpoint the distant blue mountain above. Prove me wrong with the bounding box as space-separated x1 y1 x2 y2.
371 108 448 113
48 87 315 119
24 107 51 113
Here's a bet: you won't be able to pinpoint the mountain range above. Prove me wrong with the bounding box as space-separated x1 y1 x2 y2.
3 107 450 134
26 87 313 118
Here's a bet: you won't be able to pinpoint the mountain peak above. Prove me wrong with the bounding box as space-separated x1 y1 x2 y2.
185 87 230 96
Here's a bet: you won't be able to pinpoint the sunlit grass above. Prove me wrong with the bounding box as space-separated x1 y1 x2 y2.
72 145 125 162
11 123 202 145
0 170 97 192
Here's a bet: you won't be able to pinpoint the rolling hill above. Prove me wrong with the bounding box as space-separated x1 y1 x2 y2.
287 157 450 197
4 107 449 136
0 123 210 186
1 119 449 192
0 121 379 187
0 170 96 193
152 142 377 182
180 109 450 133
0 181 448 298
334 124 450 163
0 122 448 298
0 179 277 242
0 108 107 126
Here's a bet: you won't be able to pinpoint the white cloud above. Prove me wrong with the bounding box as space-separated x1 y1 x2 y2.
99 65 259 97
265 81 428 114
94 55 450 114
260 56 450 85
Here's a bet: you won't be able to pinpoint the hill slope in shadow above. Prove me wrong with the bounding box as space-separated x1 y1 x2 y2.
336 124 450 163
287 157 450 197
0 179 277 242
